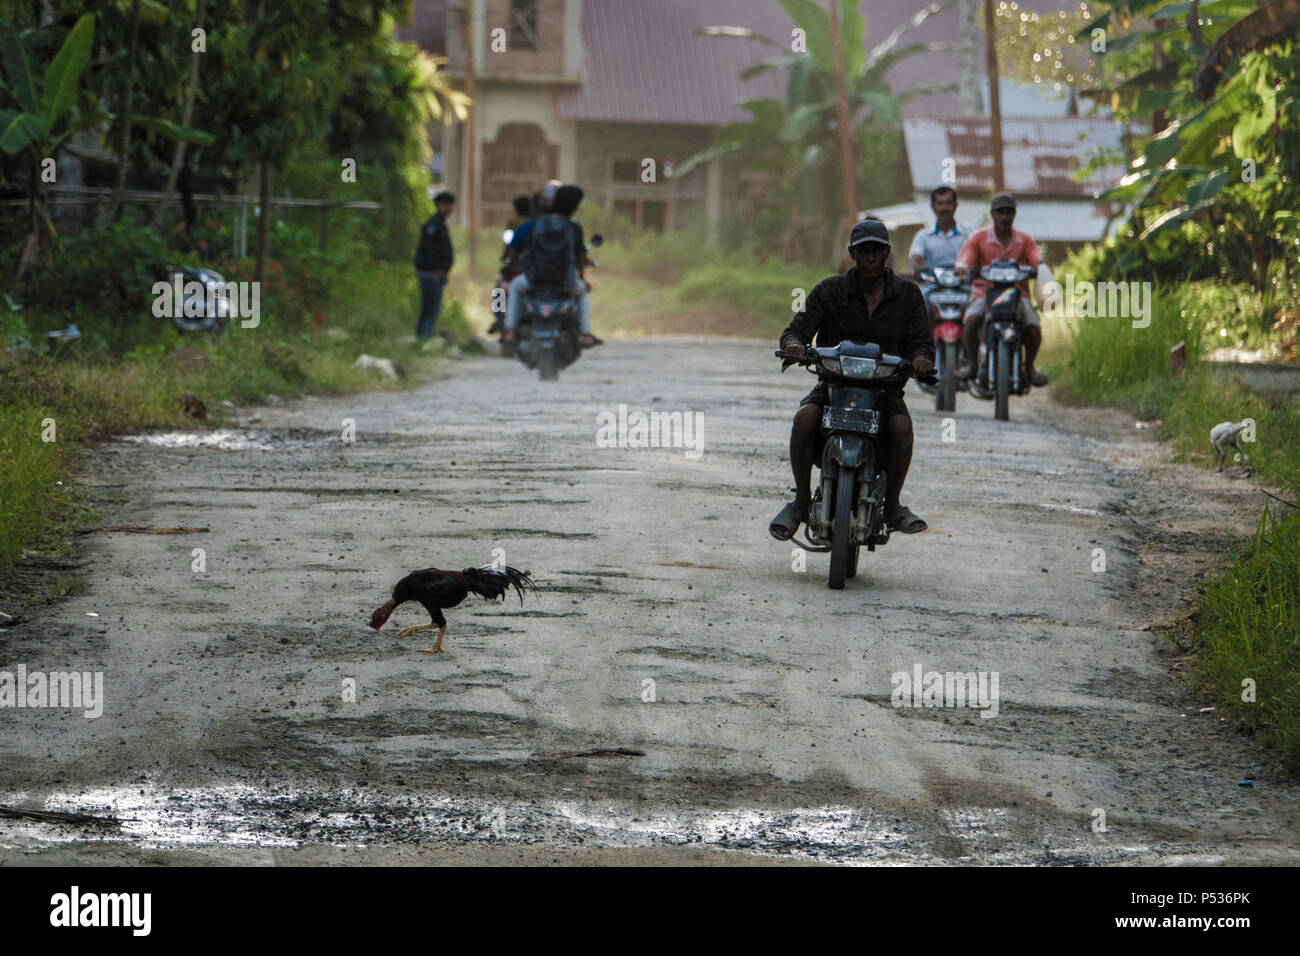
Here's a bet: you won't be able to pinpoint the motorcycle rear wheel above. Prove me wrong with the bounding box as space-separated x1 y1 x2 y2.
828 467 856 590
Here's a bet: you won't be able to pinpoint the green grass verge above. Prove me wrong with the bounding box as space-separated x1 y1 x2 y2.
1059 270 1300 773
0 262 475 581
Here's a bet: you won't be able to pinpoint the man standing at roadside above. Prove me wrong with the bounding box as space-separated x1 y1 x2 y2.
414 191 455 339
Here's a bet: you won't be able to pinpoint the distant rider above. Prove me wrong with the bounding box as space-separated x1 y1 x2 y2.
503 183 601 348
901 186 968 277
954 193 1050 387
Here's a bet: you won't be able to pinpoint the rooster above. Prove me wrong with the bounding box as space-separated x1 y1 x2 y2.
368 566 536 653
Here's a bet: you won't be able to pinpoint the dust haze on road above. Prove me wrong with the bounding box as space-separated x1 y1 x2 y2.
3 337 1298 865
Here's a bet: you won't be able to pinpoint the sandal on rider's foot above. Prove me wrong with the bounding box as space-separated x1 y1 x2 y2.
769 499 808 541
1029 368 1048 387
580 334 603 347
887 505 927 534
955 364 975 382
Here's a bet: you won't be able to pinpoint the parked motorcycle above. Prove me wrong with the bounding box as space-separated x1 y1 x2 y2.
159 264 234 333
914 266 971 412
967 259 1036 421
515 233 602 382
776 341 937 590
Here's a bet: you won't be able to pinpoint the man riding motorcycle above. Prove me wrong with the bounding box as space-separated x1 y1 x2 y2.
769 218 935 541
503 183 601 348
489 195 537 337
954 193 1050 387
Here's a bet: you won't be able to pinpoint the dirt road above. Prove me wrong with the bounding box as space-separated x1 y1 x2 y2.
3 337 1298 864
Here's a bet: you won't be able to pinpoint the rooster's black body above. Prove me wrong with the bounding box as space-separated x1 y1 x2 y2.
369 565 535 653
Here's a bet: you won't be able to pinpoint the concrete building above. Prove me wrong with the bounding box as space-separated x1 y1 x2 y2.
399 0 1123 247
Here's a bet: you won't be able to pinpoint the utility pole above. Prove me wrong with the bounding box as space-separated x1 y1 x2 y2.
983 0 1005 193
461 0 478 276
957 0 979 116
828 0 859 221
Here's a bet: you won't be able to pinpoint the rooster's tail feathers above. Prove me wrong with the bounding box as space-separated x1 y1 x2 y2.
462 565 536 605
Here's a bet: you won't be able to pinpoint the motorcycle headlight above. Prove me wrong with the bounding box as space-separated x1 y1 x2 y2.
838 355 880 379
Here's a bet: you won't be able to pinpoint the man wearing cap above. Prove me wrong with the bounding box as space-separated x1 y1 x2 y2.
954 193 1049 386
770 219 935 541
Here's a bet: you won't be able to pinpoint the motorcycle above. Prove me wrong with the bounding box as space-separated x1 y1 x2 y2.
515 233 602 382
914 266 971 412
160 264 234 333
967 259 1036 421
776 341 937 590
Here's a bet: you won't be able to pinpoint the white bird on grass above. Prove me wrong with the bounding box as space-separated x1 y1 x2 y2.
1210 421 1251 472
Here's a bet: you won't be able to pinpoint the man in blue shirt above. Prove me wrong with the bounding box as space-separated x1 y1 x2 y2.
902 186 968 277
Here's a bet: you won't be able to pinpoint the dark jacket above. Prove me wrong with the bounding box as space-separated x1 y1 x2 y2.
780 267 933 364
414 213 453 273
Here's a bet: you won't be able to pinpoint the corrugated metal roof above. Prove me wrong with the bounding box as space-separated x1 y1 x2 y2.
902 115 1125 197
555 0 788 125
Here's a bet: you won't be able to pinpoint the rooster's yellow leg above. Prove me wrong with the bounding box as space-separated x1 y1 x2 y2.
395 623 436 639
417 625 447 655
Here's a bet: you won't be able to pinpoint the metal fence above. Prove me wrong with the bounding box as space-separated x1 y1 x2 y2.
0 185 383 258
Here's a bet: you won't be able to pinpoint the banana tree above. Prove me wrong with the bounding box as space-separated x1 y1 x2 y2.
1090 2 1299 281
0 14 213 276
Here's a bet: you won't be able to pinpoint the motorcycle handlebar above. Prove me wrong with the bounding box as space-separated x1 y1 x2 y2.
774 349 938 386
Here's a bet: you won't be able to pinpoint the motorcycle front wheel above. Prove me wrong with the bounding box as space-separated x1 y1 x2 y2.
828 466 857 590
538 346 559 381
995 339 1012 421
938 339 958 412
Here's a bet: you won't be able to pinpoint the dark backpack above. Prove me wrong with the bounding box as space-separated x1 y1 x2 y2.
525 215 576 289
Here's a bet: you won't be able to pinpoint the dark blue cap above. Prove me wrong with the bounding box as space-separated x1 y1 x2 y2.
848 218 891 248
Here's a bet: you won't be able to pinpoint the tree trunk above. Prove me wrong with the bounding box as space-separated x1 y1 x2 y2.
984 0 1005 192
256 163 271 286
17 153 52 278
178 161 197 252
107 0 142 223
827 0 860 222
153 0 208 230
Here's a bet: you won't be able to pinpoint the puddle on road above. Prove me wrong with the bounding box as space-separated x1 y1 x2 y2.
123 430 275 451
0 785 1150 864
1037 503 1104 516
120 429 344 452
118 429 369 455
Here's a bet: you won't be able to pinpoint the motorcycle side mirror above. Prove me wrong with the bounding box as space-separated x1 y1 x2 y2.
589 234 604 248
502 229 514 244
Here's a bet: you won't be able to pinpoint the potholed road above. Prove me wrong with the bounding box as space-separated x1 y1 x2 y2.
3 337 1297 864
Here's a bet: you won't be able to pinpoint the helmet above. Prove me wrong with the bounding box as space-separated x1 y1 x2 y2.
537 180 562 213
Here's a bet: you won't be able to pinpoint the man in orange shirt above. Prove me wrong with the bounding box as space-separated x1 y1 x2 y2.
953 193 1049 387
